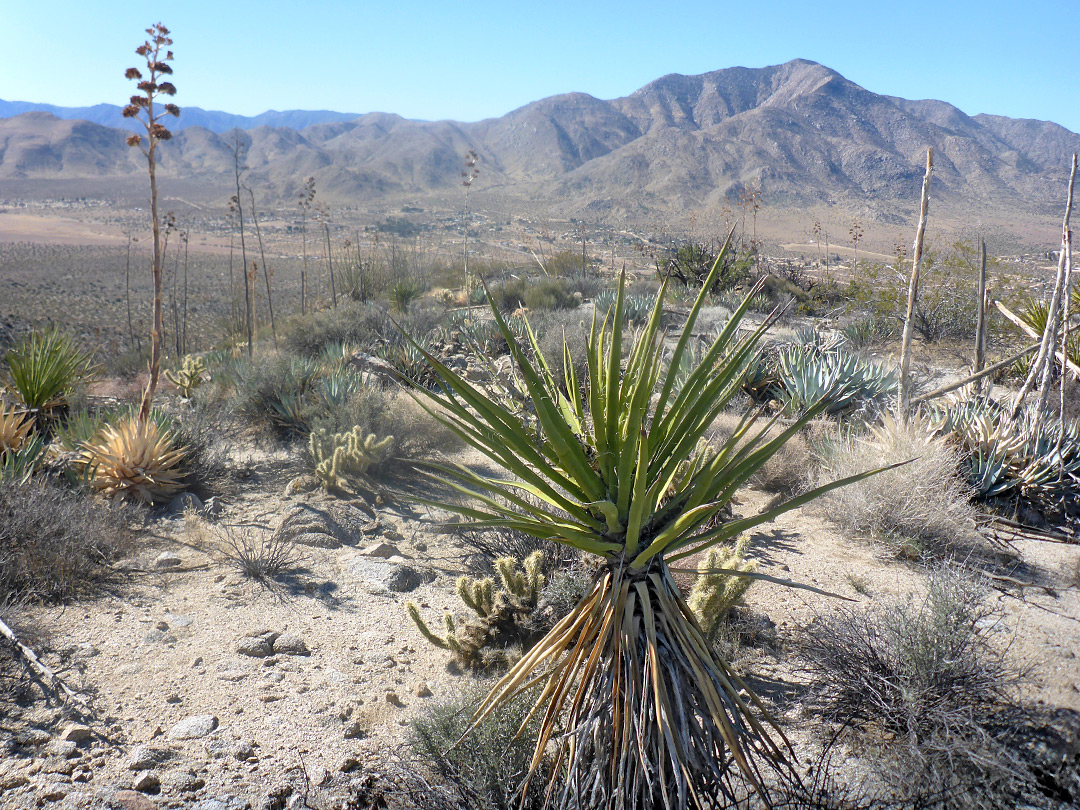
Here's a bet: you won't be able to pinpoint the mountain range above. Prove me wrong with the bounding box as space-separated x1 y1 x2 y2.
1 59 1077 224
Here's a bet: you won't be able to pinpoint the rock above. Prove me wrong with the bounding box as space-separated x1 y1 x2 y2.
168 715 218 740
283 475 320 497
348 352 398 383
126 745 173 771
112 790 160 810
43 755 75 774
165 771 205 793
342 721 367 740
165 693 182 704
349 557 434 594
38 783 68 801
166 492 204 516
358 542 402 559
231 740 255 761
165 612 193 628
272 502 375 549
15 727 51 746
60 723 92 744
415 682 432 698
133 771 160 792
155 621 170 631
385 691 404 707
271 634 309 656
236 637 273 658
42 739 79 758
153 552 182 569
202 496 225 517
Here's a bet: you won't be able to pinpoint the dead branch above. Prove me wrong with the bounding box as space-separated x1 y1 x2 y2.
994 300 1080 380
899 148 934 422
909 343 1041 406
0 615 90 709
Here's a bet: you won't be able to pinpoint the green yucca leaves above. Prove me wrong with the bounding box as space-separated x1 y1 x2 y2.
3 328 97 415
404 236 894 808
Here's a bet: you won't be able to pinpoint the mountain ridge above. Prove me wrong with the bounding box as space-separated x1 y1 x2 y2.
2 59 1077 224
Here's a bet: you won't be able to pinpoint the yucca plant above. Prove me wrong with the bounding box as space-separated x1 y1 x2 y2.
406 242 888 809
80 414 187 504
3 328 97 417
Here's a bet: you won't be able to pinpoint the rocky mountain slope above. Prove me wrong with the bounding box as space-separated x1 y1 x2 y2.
2 60 1077 219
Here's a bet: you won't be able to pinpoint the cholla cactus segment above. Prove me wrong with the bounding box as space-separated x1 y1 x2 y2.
457 575 495 617
405 600 453 650
80 415 187 503
308 426 394 491
687 535 757 640
164 355 208 398
495 550 546 601
0 403 34 455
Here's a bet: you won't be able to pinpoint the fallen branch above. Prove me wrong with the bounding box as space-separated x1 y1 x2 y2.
0 616 90 709
909 343 1041 406
994 300 1080 380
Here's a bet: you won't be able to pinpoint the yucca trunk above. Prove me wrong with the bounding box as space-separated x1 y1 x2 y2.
487 560 784 809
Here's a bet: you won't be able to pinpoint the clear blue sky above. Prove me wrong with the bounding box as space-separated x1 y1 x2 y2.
2 0 1077 133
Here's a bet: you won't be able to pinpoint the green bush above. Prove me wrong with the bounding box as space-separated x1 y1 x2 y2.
488 276 579 312
281 301 391 358
412 684 554 810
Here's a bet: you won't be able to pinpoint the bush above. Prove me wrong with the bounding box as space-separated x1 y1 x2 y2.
0 476 133 602
815 414 978 556
219 525 302 584
488 276 579 312
799 565 1058 809
412 684 554 810
281 301 391 358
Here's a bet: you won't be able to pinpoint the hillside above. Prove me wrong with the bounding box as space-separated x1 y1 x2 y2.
2 59 1078 223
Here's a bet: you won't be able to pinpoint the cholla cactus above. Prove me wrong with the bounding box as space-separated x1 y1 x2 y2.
407 551 550 670
164 355 207 398
687 535 756 640
308 426 393 491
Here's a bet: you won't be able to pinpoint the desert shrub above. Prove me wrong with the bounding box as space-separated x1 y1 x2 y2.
281 300 391 358
223 351 322 436
0 475 133 602
710 411 814 495
816 414 978 556
528 309 591 385
842 314 900 349
412 684 554 810
659 240 753 292
487 276 579 312
799 566 1061 809
165 399 233 497
312 386 458 465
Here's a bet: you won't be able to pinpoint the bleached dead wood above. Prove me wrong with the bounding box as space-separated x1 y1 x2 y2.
908 342 1041 406
898 148 934 423
994 300 1080 380
0 615 89 709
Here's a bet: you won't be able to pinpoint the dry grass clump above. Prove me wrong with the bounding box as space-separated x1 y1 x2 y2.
0 475 133 602
220 525 303 584
815 414 978 556
798 565 1071 809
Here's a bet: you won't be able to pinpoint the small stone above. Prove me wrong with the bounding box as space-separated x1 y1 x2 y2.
154 552 182 569
339 757 361 773
0 770 29 790
43 756 75 775
358 542 402 559
167 491 203 515
166 612 193 628
126 745 171 771
236 637 273 658
231 740 255 761
415 682 432 698
155 621 170 631
384 691 404 707
15 727 51 746
342 721 367 740
192 656 204 667
271 634 309 656
283 475 320 497
60 723 92 744
165 771 205 793
42 740 78 758
133 770 160 792
39 783 68 801
165 694 182 704
111 789 158 810
168 715 218 740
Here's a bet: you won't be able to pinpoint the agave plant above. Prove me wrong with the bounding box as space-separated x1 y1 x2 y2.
406 247 887 808
0 402 35 455
3 328 97 416
80 415 187 504
774 342 896 417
